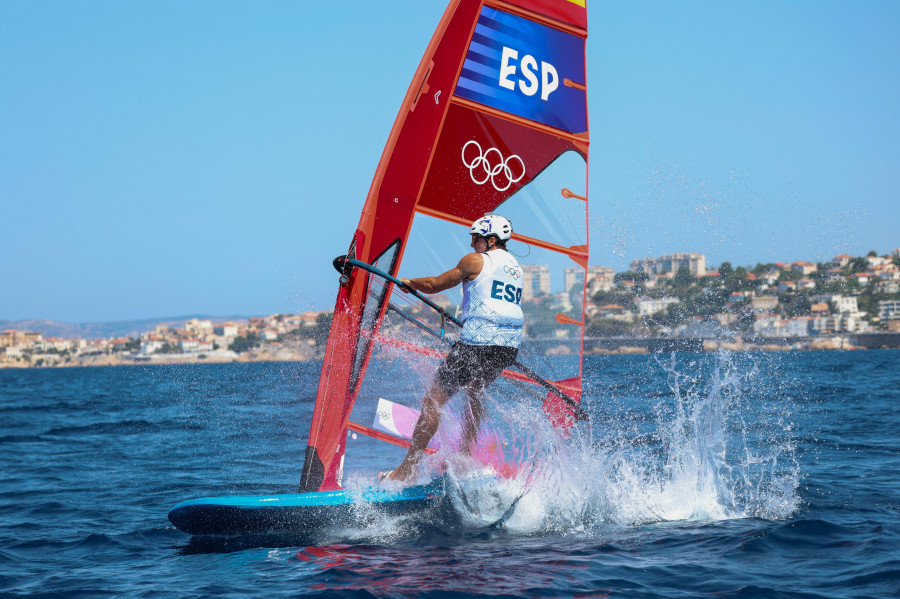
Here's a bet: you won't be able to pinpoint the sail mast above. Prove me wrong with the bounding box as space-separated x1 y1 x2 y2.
299 0 479 492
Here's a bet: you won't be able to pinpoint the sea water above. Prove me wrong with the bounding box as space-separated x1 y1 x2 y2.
1 351 898 598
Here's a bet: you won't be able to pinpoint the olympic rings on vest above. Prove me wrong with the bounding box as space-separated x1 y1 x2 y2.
503 264 521 280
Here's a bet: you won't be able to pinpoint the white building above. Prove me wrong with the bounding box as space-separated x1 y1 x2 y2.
753 314 783 337
812 314 870 334
867 255 890 268
751 295 779 312
832 254 853 268
522 264 551 301
635 297 680 316
631 252 707 277
140 339 165 355
179 339 200 353
874 280 900 295
878 300 900 321
563 267 584 294
815 295 860 314
213 323 239 337
185 319 213 335
785 317 811 337
565 265 615 294
754 314 812 338
792 261 818 275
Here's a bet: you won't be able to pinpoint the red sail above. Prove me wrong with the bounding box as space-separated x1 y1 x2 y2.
300 0 589 492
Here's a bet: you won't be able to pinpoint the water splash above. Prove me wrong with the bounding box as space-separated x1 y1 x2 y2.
339 350 800 544
422 350 801 536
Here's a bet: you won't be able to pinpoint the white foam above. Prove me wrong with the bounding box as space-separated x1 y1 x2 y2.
342 350 800 541
439 350 800 533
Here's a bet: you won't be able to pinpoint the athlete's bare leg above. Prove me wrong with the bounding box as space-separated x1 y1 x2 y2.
387 385 451 482
460 387 486 455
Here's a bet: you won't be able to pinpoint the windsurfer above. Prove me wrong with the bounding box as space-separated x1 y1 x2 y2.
384 214 524 483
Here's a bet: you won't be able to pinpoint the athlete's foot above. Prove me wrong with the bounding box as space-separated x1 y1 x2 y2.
385 463 415 483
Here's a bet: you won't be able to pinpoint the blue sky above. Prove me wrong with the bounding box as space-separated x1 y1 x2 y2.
2 1 897 323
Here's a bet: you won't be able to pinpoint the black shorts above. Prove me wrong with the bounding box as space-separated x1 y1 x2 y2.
434 342 518 396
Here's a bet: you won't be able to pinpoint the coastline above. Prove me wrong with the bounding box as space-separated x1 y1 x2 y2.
2 335 896 369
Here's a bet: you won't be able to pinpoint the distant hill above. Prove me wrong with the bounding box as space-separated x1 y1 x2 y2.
0 315 249 340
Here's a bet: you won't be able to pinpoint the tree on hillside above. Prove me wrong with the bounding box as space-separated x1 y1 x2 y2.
615 270 648 284
524 295 561 338
695 289 729 316
818 279 849 294
592 289 635 308
673 265 693 289
229 333 260 354
856 292 879 321
722 266 747 292
586 316 632 337
849 257 868 272
657 302 689 328
310 313 333 344
776 293 812 318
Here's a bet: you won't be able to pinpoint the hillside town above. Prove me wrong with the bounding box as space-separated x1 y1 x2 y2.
562 249 900 339
2 249 899 368
0 313 332 368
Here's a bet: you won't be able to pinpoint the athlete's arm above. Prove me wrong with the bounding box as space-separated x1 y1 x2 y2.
401 253 483 294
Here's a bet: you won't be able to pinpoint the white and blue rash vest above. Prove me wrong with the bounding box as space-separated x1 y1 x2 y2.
460 249 525 348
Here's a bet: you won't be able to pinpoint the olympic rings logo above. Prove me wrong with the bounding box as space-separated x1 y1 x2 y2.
503 265 521 280
461 140 526 192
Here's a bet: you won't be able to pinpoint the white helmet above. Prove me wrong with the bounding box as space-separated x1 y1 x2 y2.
470 214 512 241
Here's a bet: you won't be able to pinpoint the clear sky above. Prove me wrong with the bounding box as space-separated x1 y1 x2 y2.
2 1 898 323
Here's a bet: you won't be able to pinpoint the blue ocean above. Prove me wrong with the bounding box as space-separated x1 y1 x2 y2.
1 350 898 598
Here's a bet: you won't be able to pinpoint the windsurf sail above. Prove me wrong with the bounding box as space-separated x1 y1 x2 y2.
300 0 590 493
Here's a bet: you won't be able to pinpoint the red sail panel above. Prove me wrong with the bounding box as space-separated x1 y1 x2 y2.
417 102 583 223
300 0 480 492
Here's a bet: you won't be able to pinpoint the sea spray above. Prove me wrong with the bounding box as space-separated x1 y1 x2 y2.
441 349 801 535
341 349 799 543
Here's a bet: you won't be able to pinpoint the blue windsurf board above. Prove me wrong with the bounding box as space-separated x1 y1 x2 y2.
168 479 445 536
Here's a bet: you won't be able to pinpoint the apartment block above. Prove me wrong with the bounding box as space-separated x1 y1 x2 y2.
878 300 900 321
750 295 779 312
815 295 860 314
522 264 551 301
564 265 615 294
630 252 707 277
